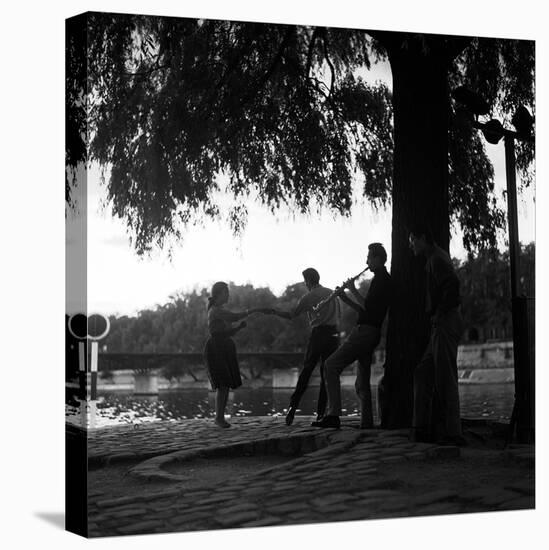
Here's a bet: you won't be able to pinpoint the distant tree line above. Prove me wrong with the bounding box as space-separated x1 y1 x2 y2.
457 242 534 342
104 279 373 354
103 243 534 353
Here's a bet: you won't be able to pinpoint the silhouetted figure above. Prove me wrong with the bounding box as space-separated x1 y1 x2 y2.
273 268 340 425
313 243 391 429
409 225 465 445
204 281 271 428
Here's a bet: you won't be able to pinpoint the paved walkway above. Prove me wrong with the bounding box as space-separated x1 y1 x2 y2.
85 416 534 538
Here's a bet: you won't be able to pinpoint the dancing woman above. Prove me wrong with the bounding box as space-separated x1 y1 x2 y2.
204 281 271 428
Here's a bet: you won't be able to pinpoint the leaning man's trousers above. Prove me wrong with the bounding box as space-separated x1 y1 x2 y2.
413 308 463 438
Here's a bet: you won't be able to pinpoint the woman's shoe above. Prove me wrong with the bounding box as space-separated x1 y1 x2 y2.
215 419 231 428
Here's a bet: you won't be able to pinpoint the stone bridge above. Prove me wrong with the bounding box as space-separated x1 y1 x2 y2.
89 343 514 394
95 351 387 394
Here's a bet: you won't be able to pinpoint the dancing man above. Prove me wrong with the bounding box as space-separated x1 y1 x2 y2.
273 268 340 425
314 243 391 429
408 224 465 445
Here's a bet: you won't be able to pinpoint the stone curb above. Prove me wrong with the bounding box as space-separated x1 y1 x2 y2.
127 432 329 482
126 428 366 483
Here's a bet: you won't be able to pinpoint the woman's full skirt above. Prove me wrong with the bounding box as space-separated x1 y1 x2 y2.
204 335 242 390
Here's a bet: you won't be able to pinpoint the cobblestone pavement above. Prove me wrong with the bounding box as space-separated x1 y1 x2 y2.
85 416 535 537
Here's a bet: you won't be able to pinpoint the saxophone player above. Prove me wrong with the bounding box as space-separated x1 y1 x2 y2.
313 243 392 429
272 268 341 426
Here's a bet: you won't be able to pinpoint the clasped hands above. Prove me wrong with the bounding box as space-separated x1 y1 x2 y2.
238 309 273 330
249 307 276 315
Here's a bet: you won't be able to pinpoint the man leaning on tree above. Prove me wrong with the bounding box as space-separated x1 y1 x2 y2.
408 223 466 446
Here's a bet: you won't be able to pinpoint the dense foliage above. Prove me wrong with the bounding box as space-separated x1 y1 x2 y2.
67 14 534 255
448 37 535 250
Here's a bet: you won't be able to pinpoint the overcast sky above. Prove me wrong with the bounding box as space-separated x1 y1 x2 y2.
67 60 535 317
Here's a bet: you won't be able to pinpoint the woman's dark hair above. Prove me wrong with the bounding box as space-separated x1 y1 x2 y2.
208 281 228 310
368 242 387 264
302 267 320 285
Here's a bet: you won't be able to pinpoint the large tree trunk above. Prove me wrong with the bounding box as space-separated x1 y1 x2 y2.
379 38 451 428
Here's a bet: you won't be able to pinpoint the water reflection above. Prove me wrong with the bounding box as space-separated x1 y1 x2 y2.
65 384 516 428
459 383 515 421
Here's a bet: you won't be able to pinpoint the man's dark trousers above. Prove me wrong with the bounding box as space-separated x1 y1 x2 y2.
289 325 339 416
413 308 463 439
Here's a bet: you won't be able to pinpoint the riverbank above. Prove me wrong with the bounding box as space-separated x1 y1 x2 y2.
77 415 534 538
66 382 516 429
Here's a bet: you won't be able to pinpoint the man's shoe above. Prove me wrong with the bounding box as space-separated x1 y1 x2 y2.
436 435 468 447
311 413 324 426
285 406 297 426
409 428 434 443
311 415 340 429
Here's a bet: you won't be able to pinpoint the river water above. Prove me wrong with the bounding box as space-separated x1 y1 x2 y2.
66 384 516 428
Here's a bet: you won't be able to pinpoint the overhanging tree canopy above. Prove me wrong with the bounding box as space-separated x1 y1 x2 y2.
67 14 533 253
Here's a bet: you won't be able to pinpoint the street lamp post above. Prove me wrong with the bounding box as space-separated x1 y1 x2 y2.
453 88 535 444
501 132 534 444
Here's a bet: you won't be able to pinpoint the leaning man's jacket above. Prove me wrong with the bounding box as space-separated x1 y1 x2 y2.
424 246 461 317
